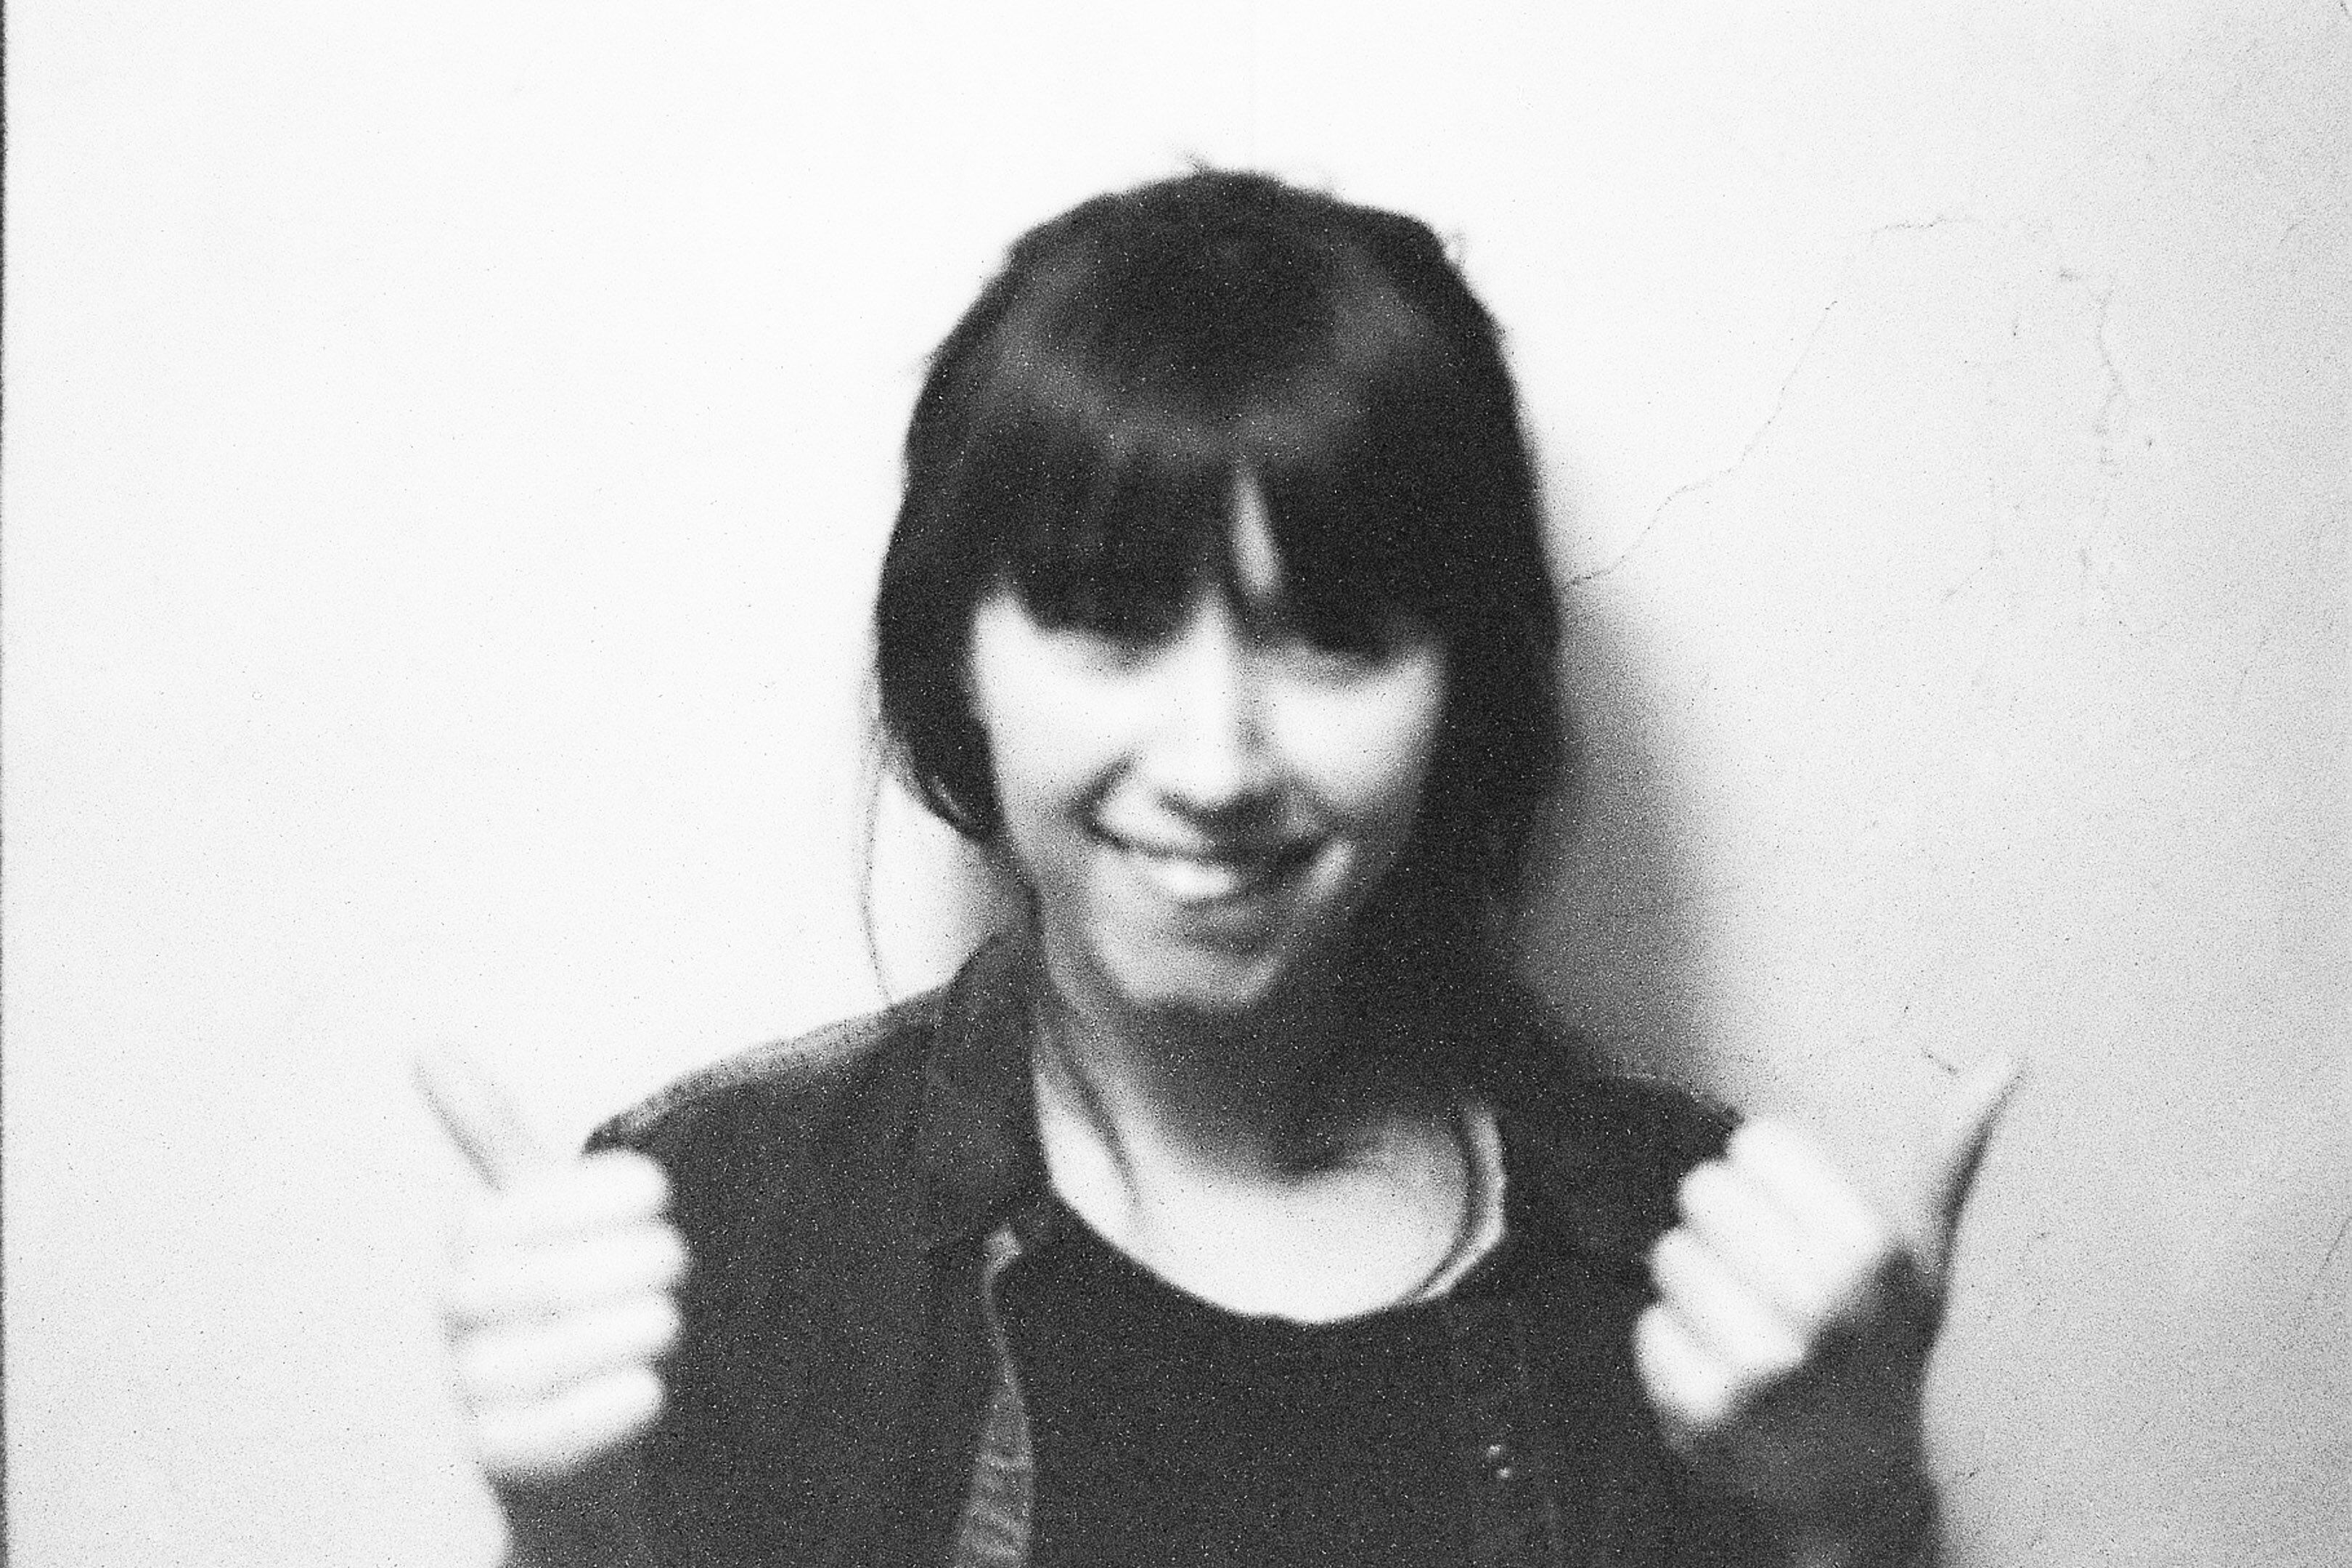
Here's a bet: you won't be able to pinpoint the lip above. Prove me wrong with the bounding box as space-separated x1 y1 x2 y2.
1095 828 1320 907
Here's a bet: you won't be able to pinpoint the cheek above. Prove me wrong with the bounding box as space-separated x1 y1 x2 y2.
1373 698 1450 830
965 594 1098 836
973 729 1076 898
979 698 1124 815
970 702 1135 902
1286 671 1450 829
976 713 1075 852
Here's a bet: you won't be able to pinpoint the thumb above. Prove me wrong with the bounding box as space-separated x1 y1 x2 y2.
1915 1054 2023 1283
415 1047 552 1190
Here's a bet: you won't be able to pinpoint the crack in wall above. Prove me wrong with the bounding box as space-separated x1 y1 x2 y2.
2076 271 2132 478
1593 215 2142 609
1567 213 1977 590
2290 1205 2351 1338
1568 215 2141 603
2051 257 2136 608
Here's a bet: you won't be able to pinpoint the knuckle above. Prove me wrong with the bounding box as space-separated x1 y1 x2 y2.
441 1272 511 1331
475 1413 556 1481
1633 1304 1674 1368
603 1297 677 1362
1677 1161 1727 1216
437 1277 478 1329
642 1294 685 1352
1678 1376 1734 1434
1825 1242 1899 1314
1646 1231 1683 1291
605 1365 667 1429
634 1159 674 1212
1850 1212 1899 1266
453 1331 530 1402
590 1150 672 1211
643 1223 691 1285
1744 1332 1808 1388
1725 1117 1783 1167
1792 1289 1846 1339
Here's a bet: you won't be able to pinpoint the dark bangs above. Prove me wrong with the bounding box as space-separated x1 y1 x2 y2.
936 200 1501 654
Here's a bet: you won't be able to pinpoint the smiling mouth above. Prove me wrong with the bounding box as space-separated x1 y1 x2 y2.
1103 833 1318 906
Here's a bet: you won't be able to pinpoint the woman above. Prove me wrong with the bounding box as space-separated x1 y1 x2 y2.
430 171 2011 1568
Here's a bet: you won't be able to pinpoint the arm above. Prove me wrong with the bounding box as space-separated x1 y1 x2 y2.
421 1052 687 1568
1636 1063 2019 1568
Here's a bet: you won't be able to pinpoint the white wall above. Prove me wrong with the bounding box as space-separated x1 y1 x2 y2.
7 4 2345 1564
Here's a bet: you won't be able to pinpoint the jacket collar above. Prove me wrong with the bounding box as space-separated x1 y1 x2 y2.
915 927 1050 1250
905 928 1712 1269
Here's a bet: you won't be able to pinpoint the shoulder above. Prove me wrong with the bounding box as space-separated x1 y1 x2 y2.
583 983 952 1212
586 970 1008 1566
1495 1048 1739 1271
592 985 946 1147
580 930 1037 1240
1536 1069 1737 1167
1472 991 1736 1168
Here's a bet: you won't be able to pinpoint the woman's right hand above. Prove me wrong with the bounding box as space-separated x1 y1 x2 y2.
419 1052 689 1568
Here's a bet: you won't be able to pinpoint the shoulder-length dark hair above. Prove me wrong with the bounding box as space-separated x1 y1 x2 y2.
874 170 1567 1032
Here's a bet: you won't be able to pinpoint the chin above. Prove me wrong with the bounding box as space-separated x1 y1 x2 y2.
1098 940 1324 1021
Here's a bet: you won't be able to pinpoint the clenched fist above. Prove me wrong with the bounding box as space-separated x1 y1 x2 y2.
420 1051 687 1568
1635 1061 2020 1568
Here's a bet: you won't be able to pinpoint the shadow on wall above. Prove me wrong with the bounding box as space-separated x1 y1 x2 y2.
1516 578 1719 1094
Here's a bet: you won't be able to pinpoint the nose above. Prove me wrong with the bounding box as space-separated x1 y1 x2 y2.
1146 596 1275 818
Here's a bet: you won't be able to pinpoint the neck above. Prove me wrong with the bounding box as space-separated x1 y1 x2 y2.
1032 955 1409 1183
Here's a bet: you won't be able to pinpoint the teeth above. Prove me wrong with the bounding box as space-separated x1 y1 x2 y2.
1143 852 1251 902
1123 844 1284 904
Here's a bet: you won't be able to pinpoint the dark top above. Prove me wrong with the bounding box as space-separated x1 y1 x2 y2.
1013 1207 1469 1568
589 934 1778 1568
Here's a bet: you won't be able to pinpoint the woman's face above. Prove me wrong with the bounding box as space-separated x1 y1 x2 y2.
967 477 1448 1024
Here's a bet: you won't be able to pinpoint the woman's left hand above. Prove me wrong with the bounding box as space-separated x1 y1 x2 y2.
1634 1061 2020 1567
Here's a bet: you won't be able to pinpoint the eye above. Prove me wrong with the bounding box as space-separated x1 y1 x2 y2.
1024 579 1189 651
1270 598 1426 666
1071 595 1188 652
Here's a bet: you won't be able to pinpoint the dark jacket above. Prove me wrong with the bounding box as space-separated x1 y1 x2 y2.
590 936 1773 1568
